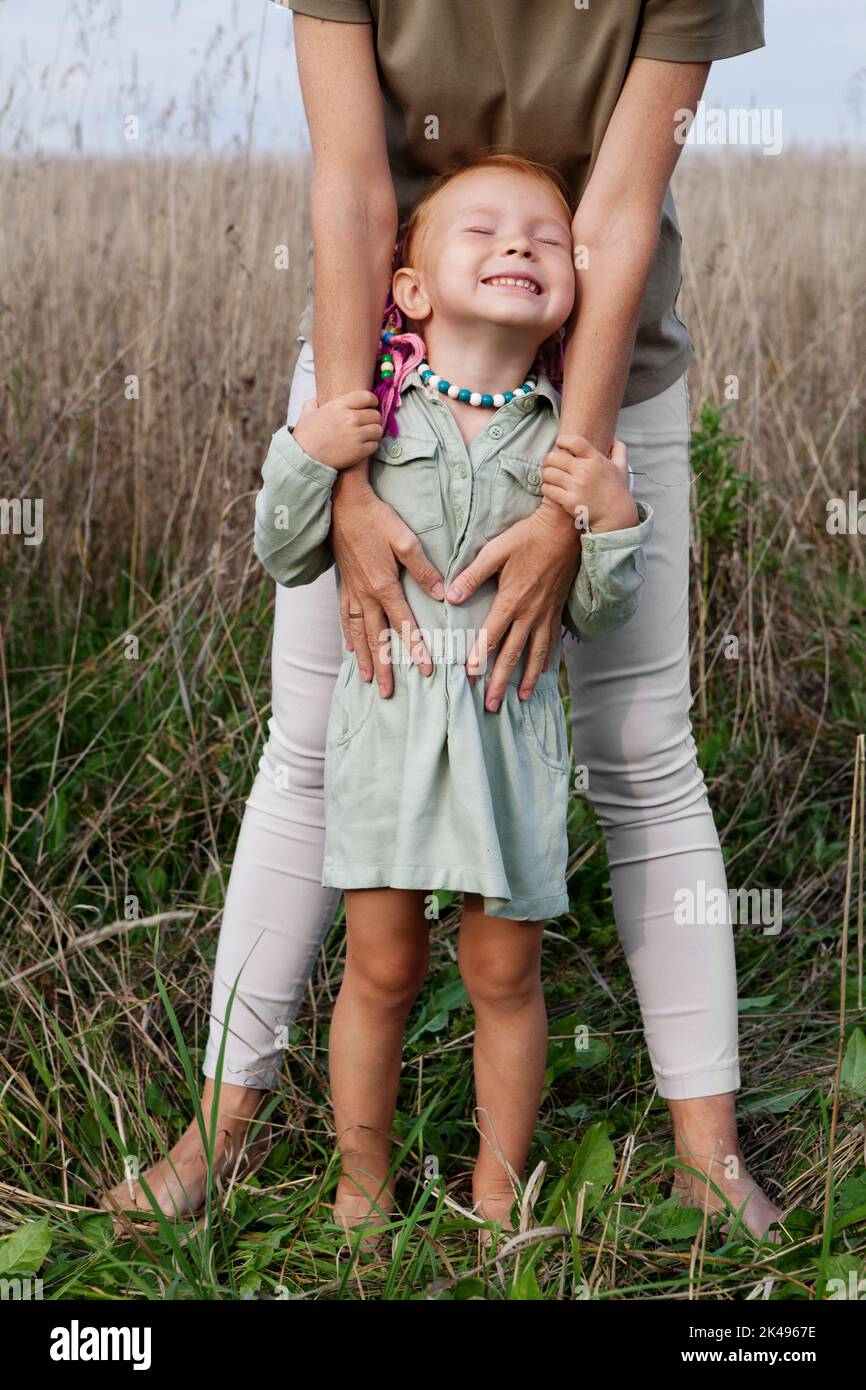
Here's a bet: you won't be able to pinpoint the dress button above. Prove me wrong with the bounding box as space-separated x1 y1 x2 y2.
387 442 403 458
488 424 503 439
584 537 595 553
455 510 464 525
457 462 467 478
521 396 536 412
527 467 541 486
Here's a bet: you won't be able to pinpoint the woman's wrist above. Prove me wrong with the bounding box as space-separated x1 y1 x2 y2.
333 457 373 506
537 495 584 544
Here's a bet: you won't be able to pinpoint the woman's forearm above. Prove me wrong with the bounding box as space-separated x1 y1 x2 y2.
557 57 711 458
310 180 397 507
310 176 397 411
293 13 398 429
558 216 659 458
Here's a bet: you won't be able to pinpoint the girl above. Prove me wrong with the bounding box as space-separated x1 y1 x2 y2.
254 155 652 1243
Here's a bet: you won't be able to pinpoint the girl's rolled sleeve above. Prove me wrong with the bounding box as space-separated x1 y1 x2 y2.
253 424 339 586
565 501 654 641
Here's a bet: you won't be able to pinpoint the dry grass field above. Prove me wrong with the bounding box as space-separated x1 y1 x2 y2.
0 146 865 1299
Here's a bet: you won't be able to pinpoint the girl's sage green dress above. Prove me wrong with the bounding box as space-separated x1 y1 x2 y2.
254 367 653 921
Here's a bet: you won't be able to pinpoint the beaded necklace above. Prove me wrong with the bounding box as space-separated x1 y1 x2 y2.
379 330 538 409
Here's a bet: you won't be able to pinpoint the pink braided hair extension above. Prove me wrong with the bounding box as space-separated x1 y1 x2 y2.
372 233 424 438
373 232 567 439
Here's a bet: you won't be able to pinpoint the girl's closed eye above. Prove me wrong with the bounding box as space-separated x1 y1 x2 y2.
467 227 566 248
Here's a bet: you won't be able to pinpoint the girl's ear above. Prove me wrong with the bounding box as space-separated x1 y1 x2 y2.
392 266 431 325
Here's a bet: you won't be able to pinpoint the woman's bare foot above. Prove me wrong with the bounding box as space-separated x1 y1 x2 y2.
666 1093 784 1242
99 1079 269 1221
671 1164 784 1241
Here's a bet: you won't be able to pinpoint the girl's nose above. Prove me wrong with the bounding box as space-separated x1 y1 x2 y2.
501 236 534 258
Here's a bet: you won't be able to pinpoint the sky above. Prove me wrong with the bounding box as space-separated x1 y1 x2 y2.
0 0 864 157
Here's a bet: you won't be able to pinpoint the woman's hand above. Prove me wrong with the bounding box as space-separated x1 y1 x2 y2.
292 391 384 470
445 499 582 709
541 436 638 534
445 434 637 709
330 468 447 696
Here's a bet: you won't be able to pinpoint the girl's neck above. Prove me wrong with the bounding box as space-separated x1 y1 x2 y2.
419 328 538 403
415 331 540 448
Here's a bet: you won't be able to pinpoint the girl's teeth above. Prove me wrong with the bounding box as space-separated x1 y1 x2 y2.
486 277 539 293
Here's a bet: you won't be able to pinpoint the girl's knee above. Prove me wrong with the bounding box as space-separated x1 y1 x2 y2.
349 946 429 1012
459 949 540 1008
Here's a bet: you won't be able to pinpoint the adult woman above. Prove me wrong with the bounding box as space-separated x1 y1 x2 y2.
104 0 782 1238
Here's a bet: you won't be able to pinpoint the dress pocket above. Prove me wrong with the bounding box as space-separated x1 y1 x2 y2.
332 656 377 747
370 432 444 535
519 685 570 773
485 450 545 539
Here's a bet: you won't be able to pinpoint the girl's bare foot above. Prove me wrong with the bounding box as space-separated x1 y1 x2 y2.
332 1151 396 1253
473 1188 518 1250
98 1079 269 1221
332 1191 395 1253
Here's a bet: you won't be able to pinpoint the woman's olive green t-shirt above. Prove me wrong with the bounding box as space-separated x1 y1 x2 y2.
275 0 765 406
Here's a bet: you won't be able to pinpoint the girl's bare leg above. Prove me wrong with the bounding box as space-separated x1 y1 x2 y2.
458 893 547 1230
329 887 429 1242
